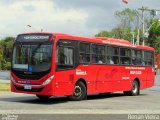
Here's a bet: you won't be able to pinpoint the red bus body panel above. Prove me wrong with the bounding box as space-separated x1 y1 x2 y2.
11 33 155 96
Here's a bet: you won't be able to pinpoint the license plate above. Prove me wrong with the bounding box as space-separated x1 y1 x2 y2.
24 85 32 90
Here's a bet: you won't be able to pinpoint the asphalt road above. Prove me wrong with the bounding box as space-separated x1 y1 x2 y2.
0 89 160 120
0 89 160 114
0 71 10 80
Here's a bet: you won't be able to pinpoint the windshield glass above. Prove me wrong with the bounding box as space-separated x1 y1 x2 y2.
12 44 52 72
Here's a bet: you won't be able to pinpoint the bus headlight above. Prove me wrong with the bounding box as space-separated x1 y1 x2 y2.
42 75 54 86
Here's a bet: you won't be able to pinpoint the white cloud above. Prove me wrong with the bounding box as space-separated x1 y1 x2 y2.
0 0 88 37
0 0 160 38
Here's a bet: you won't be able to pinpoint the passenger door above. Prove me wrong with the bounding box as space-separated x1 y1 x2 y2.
55 40 78 96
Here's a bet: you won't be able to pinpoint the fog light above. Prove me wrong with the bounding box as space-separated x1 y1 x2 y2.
42 75 54 86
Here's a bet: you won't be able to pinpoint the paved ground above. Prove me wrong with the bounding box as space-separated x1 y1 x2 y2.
0 89 160 115
0 71 10 80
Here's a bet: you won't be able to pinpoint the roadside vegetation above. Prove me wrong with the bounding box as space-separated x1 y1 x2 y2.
0 37 15 70
0 82 10 92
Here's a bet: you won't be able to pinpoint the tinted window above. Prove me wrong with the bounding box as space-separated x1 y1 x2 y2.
132 50 144 66
92 44 105 64
120 48 131 57
80 43 90 53
12 44 52 72
79 43 91 63
120 48 131 65
56 46 74 69
144 51 153 66
106 46 119 64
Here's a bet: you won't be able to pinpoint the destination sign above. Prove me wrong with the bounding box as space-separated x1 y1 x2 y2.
16 34 52 42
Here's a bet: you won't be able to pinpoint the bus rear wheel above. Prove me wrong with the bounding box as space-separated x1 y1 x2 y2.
36 95 51 101
69 81 87 101
124 80 140 96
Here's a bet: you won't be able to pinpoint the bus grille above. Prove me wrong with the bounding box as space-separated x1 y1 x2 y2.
14 85 43 92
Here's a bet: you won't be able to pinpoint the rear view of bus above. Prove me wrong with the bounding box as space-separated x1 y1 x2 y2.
11 33 54 100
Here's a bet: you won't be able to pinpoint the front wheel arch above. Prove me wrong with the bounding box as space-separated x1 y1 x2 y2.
69 79 87 101
75 78 87 91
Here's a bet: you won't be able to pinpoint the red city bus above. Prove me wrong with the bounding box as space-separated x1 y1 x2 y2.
11 32 155 101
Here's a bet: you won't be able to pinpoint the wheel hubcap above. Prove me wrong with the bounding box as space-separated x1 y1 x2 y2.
74 86 82 97
132 82 138 93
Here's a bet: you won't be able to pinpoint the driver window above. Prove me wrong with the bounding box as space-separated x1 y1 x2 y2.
56 46 74 70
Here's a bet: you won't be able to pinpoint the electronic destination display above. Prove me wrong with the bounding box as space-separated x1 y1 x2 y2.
16 34 52 42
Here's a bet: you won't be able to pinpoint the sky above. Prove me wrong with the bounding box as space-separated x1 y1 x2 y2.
0 0 160 39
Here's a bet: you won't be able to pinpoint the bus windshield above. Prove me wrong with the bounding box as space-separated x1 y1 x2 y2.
12 44 52 72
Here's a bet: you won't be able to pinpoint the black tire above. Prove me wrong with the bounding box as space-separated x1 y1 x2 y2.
124 80 140 96
36 95 51 101
69 81 87 101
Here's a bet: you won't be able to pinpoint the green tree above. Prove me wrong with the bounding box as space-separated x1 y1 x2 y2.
111 27 133 41
115 8 139 29
113 8 139 41
0 37 15 70
95 30 112 37
95 8 139 41
0 43 3 70
147 19 160 54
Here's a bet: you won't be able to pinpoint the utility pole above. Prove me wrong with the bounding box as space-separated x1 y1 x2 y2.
137 17 140 45
131 32 135 45
138 7 146 46
138 6 160 46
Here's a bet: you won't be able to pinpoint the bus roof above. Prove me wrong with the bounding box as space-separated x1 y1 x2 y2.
20 32 154 51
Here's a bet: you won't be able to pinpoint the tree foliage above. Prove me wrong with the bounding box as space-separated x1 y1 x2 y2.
147 19 160 54
96 8 139 42
95 30 112 37
115 8 139 29
96 8 160 55
0 37 15 70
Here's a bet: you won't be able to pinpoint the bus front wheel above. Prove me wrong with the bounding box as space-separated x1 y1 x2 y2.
124 80 140 96
36 95 51 101
69 81 87 101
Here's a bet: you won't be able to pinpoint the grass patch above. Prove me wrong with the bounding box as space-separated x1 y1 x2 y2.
0 82 10 92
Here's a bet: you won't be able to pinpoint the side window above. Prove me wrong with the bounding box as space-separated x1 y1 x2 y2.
79 43 90 63
132 50 143 66
92 44 105 64
120 48 131 65
56 46 74 70
106 46 119 64
144 51 153 66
